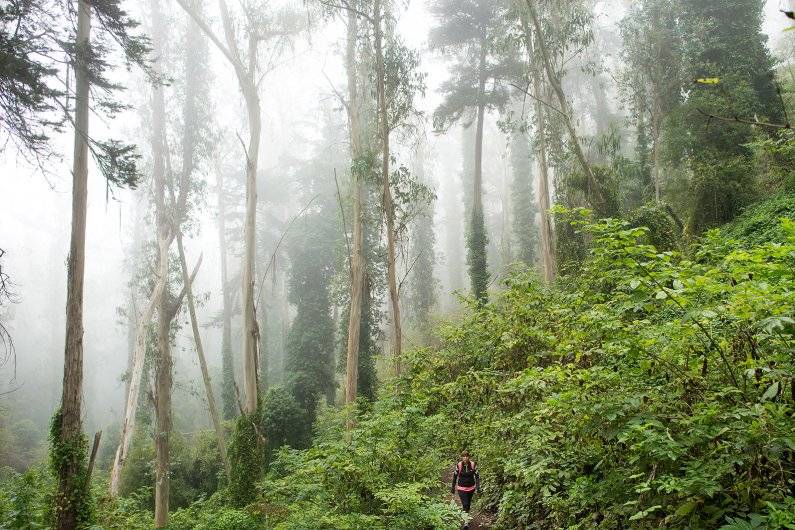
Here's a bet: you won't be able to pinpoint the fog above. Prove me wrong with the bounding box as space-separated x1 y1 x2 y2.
0 0 792 502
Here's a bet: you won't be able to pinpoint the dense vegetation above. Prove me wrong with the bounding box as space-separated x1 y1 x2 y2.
3 0 795 528
4 192 795 528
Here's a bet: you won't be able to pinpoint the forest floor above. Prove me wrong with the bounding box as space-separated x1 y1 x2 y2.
443 467 497 529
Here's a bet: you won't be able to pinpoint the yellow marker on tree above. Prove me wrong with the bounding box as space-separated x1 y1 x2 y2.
695 77 721 85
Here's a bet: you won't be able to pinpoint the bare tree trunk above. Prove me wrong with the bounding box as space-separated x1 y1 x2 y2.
176 236 231 479
175 0 261 416
215 168 236 419
373 0 402 373
110 233 171 496
153 293 172 528
535 75 556 283
54 2 91 528
518 3 555 282
149 5 171 520
345 6 365 410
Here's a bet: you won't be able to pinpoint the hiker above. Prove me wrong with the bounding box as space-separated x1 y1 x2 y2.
451 450 480 517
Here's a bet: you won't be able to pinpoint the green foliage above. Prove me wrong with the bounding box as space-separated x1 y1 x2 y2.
229 413 265 507
0 466 51 528
118 429 223 511
721 192 795 247
466 207 489 303
286 209 337 420
48 409 93 528
626 202 681 251
260 388 309 462
256 398 464 529
749 129 795 191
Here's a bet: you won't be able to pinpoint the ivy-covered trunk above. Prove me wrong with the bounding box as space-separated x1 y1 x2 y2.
468 38 489 303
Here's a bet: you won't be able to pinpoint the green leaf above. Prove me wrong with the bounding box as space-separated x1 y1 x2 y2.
630 505 663 521
761 381 780 402
675 500 698 517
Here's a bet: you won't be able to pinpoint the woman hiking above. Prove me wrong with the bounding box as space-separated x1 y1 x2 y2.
451 450 480 527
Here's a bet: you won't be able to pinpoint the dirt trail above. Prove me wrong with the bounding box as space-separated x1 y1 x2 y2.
442 466 496 529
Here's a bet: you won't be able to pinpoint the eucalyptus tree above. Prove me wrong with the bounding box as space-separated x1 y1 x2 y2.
175 0 301 418
521 0 609 216
314 0 374 409
369 0 425 370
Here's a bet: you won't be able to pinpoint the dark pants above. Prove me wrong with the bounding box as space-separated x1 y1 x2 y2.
458 489 474 513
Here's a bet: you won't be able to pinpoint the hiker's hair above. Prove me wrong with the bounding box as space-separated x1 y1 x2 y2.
460 450 470 458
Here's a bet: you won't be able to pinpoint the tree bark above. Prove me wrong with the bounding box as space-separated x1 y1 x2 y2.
110 232 171 496
535 76 556 283
54 2 91 528
344 6 365 410
153 292 172 528
518 3 556 282
176 236 231 480
175 0 261 415
373 0 402 373
215 167 236 419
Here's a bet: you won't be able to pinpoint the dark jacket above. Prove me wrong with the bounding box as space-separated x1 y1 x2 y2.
451 460 480 493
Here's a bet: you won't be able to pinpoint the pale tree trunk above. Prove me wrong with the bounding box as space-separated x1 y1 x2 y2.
525 0 605 213
535 75 556 283
54 2 90 528
175 0 261 415
215 167 236 419
110 233 171 496
345 6 365 410
153 295 172 528
149 3 171 520
373 0 402 373
176 236 231 479
518 4 555 282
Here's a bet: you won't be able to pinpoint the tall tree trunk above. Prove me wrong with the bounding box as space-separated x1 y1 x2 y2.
518 4 555 282
177 0 261 415
373 0 402 372
215 168 236 419
468 39 489 303
345 6 365 410
153 295 172 528
257 298 268 393
110 233 171 496
651 96 662 204
217 2 262 416
535 75 556 283
176 236 231 480
149 3 171 520
54 2 91 528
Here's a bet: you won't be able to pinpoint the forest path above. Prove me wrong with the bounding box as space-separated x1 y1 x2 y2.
442 466 497 529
